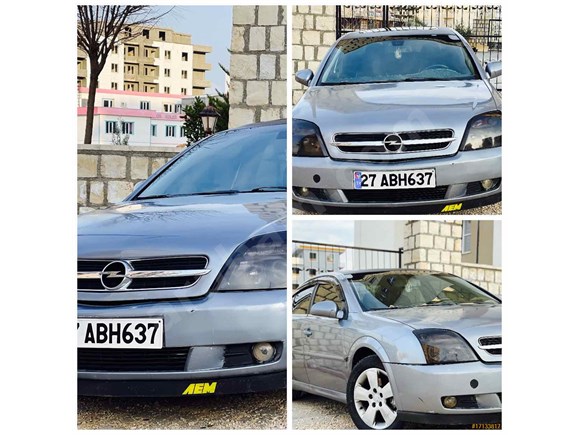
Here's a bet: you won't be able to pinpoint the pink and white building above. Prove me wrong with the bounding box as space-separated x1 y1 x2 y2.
77 88 189 147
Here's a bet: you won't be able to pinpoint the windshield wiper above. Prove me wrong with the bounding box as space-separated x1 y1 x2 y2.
248 186 286 192
421 300 456 306
137 190 241 200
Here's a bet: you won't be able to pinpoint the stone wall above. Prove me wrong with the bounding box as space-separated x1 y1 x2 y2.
403 220 502 296
292 5 336 104
229 5 287 128
77 144 180 213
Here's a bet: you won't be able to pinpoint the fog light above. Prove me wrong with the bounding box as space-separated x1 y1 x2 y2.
481 179 494 190
299 187 309 196
252 342 275 363
443 396 458 408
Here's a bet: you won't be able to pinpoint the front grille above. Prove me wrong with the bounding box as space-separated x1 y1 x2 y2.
455 395 479 409
479 336 502 355
343 186 449 203
77 256 209 291
78 347 190 372
334 129 454 154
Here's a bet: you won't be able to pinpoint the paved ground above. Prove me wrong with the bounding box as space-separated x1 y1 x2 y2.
292 394 478 430
293 201 501 216
78 390 286 430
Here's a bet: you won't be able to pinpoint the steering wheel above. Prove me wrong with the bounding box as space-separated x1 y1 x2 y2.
421 64 460 74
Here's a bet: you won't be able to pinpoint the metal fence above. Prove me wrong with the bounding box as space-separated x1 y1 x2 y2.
336 5 502 89
292 240 403 289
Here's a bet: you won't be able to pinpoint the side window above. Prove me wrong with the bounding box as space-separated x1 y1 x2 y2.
292 285 316 315
313 281 346 312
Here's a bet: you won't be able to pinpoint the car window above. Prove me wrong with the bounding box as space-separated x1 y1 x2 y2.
320 35 478 85
137 124 287 198
351 272 499 310
293 285 316 315
312 281 346 312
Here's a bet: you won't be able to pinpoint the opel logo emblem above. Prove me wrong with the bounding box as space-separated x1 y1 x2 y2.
383 134 403 152
100 261 132 290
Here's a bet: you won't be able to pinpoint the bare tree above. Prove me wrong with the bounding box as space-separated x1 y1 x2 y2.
77 6 171 144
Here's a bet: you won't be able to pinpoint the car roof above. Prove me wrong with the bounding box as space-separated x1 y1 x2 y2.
340 26 458 40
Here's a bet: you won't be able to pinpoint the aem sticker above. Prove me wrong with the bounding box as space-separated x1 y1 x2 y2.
182 382 217 395
441 203 462 212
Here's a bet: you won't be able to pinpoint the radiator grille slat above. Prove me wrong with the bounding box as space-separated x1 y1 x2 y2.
78 347 190 372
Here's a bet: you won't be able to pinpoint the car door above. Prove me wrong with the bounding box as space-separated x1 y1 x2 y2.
292 284 317 384
303 279 349 393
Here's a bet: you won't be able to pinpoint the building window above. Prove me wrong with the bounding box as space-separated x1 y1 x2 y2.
164 68 170 77
165 125 176 137
309 252 317 260
121 122 134 135
140 101 150 110
175 104 182 113
151 124 157 137
180 126 185 137
182 52 188 61
308 269 316 277
159 31 166 41
163 104 173 113
124 82 136 91
165 50 171 60
111 63 118 72
181 88 187 95
111 82 118 90
126 46 136 56
163 86 170 94
126 64 136 74
105 121 117 134
462 221 472 254
113 45 118 54
143 29 149 38
181 70 188 79
102 99 113 108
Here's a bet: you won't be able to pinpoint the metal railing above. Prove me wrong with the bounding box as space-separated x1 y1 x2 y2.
292 240 403 289
336 5 502 90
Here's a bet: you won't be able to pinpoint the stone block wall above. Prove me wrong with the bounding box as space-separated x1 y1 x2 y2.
229 6 287 128
403 220 502 296
77 144 180 213
292 5 336 104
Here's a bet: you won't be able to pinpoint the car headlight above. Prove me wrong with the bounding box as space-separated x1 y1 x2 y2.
413 329 478 364
460 111 502 151
212 231 286 291
292 119 328 157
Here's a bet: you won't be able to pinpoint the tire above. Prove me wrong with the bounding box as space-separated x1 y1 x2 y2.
292 390 305 401
346 355 402 430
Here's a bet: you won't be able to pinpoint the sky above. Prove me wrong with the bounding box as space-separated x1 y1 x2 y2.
155 6 232 94
293 220 355 246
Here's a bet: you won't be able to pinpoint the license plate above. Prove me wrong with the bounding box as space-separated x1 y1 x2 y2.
77 318 163 349
353 169 436 189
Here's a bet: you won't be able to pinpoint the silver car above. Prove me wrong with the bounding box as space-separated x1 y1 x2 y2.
78 120 287 396
292 28 502 214
292 270 501 429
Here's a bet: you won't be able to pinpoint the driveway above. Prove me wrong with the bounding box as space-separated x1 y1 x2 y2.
78 390 286 430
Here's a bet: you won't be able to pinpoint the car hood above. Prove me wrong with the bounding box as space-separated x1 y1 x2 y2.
78 192 286 302
293 80 498 159
368 304 501 362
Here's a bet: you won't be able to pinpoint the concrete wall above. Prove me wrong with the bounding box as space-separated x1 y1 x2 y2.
77 144 180 213
292 5 336 104
403 220 502 296
229 6 287 128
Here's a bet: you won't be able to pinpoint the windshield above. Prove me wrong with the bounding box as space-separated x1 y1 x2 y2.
350 272 499 311
320 35 478 85
137 123 286 198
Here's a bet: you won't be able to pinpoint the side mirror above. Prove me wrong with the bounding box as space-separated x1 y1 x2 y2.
310 301 345 319
485 61 502 79
295 69 314 87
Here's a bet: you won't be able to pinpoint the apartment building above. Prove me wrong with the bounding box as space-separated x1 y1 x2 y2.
77 25 212 96
77 88 188 147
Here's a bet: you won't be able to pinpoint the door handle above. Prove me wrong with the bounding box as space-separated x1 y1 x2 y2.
303 328 312 337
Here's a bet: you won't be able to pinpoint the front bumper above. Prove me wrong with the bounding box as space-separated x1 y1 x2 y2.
78 290 286 396
387 361 501 417
292 147 501 213
78 370 286 397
